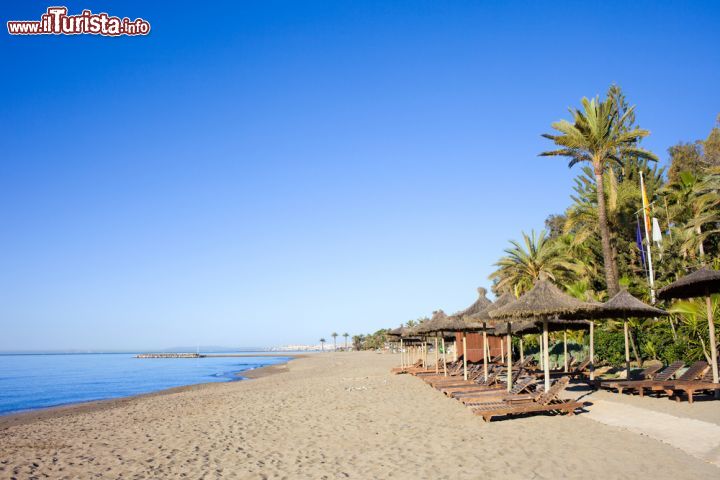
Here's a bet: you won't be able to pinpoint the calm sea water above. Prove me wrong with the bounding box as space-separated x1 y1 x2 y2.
0 353 290 416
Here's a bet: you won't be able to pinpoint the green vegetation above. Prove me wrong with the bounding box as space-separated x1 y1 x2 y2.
493 84 720 366
356 86 718 367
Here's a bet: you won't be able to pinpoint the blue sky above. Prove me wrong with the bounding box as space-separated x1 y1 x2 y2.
1 1 719 350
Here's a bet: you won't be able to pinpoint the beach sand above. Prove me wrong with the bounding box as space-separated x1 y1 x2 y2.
1 352 718 479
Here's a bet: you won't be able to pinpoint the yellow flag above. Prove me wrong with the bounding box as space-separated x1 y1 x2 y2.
640 176 652 235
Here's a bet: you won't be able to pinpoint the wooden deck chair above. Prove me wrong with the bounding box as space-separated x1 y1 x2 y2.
458 377 537 404
437 368 503 395
657 362 717 403
599 361 684 395
639 361 708 398
445 364 528 397
430 365 488 389
471 377 585 422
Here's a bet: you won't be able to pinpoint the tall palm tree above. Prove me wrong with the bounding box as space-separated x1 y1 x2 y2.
541 94 657 296
331 332 338 350
489 229 580 296
343 332 349 350
319 338 326 351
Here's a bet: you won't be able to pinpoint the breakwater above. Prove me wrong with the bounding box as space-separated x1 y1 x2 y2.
136 353 205 358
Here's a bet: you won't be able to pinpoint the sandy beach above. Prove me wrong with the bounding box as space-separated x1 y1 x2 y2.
1 352 718 479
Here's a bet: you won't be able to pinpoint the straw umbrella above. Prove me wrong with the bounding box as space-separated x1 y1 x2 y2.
597 290 667 379
387 326 404 368
449 288 493 380
658 267 720 387
416 310 449 374
489 277 599 391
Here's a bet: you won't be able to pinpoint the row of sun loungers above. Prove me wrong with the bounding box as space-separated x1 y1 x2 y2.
406 358 586 421
598 360 720 403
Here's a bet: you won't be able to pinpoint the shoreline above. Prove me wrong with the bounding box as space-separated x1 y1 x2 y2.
0 354 305 430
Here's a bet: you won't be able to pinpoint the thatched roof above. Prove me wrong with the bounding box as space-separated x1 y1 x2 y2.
454 287 493 318
488 278 598 320
485 292 515 313
415 310 449 335
598 290 667 318
657 267 720 300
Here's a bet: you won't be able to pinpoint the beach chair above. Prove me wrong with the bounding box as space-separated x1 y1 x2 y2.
391 359 423 374
662 368 720 403
418 366 470 386
470 377 585 422
442 363 530 397
655 362 717 403
414 361 462 377
596 363 663 390
427 365 485 388
457 377 537 404
636 361 708 398
599 361 684 395
436 368 504 395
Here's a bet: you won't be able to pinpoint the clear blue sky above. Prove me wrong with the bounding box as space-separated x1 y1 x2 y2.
2 1 719 351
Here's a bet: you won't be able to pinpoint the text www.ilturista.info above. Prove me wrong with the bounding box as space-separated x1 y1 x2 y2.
7 7 150 36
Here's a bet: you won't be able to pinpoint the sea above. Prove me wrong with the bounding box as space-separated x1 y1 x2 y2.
0 352 291 416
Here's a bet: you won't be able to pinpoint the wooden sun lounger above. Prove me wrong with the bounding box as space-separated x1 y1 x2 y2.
654 362 717 403
470 377 585 422
437 370 503 395
417 362 466 380
457 377 537 404
443 365 529 397
599 361 684 395
391 359 423 374
596 363 664 390
429 366 485 388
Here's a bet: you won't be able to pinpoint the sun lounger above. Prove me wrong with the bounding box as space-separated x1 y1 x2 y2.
636 361 708 398
655 362 718 403
437 369 503 395
457 377 537 404
470 376 585 422
663 369 720 403
599 361 684 395
391 359 423 374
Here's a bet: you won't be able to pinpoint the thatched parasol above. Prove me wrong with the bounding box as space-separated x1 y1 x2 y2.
415 310 448 374
657 267 720 387
596 290 668 379
489 277 600 391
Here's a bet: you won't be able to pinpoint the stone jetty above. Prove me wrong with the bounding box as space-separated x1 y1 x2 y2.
135 353 205 358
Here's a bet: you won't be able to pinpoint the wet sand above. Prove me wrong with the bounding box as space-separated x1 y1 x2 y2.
1 352 717 479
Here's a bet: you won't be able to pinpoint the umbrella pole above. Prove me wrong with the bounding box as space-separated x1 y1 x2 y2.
624 319 631 379
563 330 569 373
434 336 439 374
482 329 489 382
589 321 595 382
400 339 404 368
500 336 505 363
423 339 428 368
442 336 448 377
462 332 468 381
519 337 524 364
543 321 550 392
538 334 544 370
507 325 513 392
705 291 719 392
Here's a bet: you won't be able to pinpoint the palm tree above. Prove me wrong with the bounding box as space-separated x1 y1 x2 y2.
319 338 326 351
343 332 349 350
541 93 657 296
663 170 720 258
489 229 580 296
331 332 338 350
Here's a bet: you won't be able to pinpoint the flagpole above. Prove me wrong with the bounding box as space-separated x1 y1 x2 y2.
640 171 656 304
